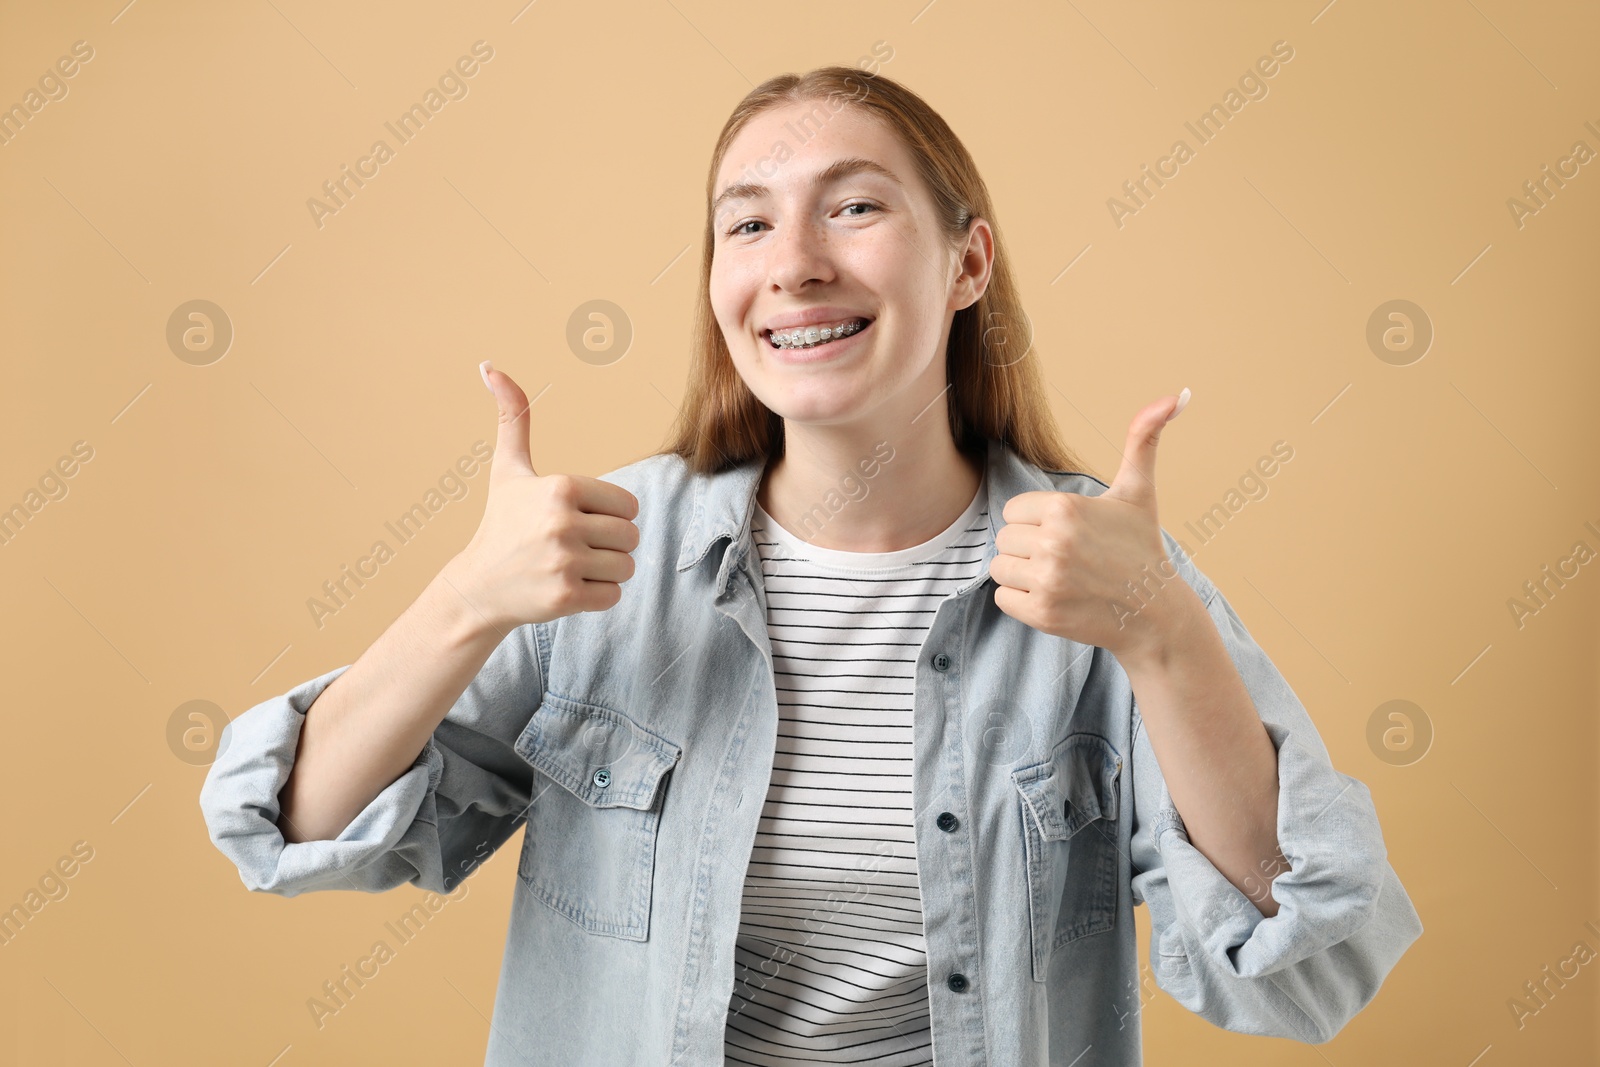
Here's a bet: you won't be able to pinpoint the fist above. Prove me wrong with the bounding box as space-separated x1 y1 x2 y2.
990 389 1192 659
443 363 641 631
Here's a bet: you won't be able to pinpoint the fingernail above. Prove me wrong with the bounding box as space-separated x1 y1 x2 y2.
479 360 494 393
1167 386 1191 422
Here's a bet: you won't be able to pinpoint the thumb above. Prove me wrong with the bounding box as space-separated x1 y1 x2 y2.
1104 387 1189 510
481 360 539 477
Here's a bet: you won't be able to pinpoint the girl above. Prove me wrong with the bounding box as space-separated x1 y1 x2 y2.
202 66 1421 1066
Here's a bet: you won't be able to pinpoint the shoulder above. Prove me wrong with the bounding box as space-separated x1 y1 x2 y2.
592 450 693 500
588 451 710 551
1045 469 1111 498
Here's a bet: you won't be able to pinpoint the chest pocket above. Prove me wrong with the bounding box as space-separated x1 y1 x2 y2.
512 692 682 941
1012 731 1123 983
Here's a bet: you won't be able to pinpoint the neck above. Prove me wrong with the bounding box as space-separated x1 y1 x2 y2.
757 420 984 554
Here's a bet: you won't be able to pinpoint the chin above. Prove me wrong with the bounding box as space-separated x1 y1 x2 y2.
772 400 869 428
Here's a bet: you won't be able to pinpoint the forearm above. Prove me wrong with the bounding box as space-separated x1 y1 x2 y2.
277 560 506 844
1118 582 1288 916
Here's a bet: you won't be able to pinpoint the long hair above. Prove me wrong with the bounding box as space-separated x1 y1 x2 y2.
654 65 1092 479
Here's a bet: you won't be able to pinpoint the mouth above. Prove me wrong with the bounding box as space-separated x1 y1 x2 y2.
763 316 874 353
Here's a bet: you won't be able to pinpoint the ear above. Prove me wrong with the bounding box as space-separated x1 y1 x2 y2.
950 216 995 312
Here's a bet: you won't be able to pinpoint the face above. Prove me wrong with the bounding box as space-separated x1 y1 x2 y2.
709 100 991 435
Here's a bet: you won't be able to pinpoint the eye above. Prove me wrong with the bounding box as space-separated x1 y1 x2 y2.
723 201 880 238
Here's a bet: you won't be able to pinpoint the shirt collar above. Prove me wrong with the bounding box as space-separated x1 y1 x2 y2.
674 436 1066 590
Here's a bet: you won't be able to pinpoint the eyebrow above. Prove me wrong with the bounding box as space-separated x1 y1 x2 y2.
711 157 904 217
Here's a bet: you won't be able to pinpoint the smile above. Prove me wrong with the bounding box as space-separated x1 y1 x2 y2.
765 317 871 351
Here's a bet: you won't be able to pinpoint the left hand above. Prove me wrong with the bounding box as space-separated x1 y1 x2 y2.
990 388 1192 660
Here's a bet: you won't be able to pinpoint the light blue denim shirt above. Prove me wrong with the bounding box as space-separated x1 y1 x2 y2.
199 436 1424 1065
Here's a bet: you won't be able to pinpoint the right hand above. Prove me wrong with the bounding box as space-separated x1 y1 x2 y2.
443 364 640 631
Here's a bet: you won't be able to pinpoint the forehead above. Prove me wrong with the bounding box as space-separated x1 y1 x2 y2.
714 101 910 201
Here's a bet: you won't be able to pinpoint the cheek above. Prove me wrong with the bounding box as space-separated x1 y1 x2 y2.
706 289 742 339
866 252 945 327
709 262 759 322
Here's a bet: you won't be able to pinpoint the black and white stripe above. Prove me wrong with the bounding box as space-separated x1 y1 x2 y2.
725 477 989 1067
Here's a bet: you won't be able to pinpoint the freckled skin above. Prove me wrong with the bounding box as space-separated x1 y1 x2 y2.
709 103 974 436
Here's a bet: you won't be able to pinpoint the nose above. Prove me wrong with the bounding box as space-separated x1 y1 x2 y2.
765 215 835 292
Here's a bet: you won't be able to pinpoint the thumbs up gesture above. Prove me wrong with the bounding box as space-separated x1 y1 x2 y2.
441 362 641 632
990 389 1192 661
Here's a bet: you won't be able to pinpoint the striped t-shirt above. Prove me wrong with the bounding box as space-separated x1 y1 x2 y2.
724 472 990 1067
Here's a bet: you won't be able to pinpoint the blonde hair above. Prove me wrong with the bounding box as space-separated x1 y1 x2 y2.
654 65 1091 478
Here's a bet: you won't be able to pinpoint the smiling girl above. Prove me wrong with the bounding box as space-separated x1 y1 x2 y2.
202 66 1422 1067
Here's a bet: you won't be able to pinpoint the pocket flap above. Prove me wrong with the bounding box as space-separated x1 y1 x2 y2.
1013 732 1122 841
514 692 682 811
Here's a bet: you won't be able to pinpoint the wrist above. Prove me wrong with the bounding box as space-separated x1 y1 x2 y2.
428 557 509 649
1111 579 1207 674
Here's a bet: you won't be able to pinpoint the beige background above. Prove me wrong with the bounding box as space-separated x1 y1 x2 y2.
2 0 1597 1063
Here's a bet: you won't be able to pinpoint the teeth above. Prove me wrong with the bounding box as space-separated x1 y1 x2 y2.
768 318 868 350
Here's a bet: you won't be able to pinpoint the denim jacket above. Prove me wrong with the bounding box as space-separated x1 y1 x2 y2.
199 436 1424 1066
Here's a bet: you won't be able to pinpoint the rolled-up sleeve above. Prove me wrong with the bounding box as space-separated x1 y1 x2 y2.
1128 531 1424 1043
199 622 547 898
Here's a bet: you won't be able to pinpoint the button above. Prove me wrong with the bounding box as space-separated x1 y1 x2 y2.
932 653 951 672
946 972 969 993
592 768 612 788
936 812 959 832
